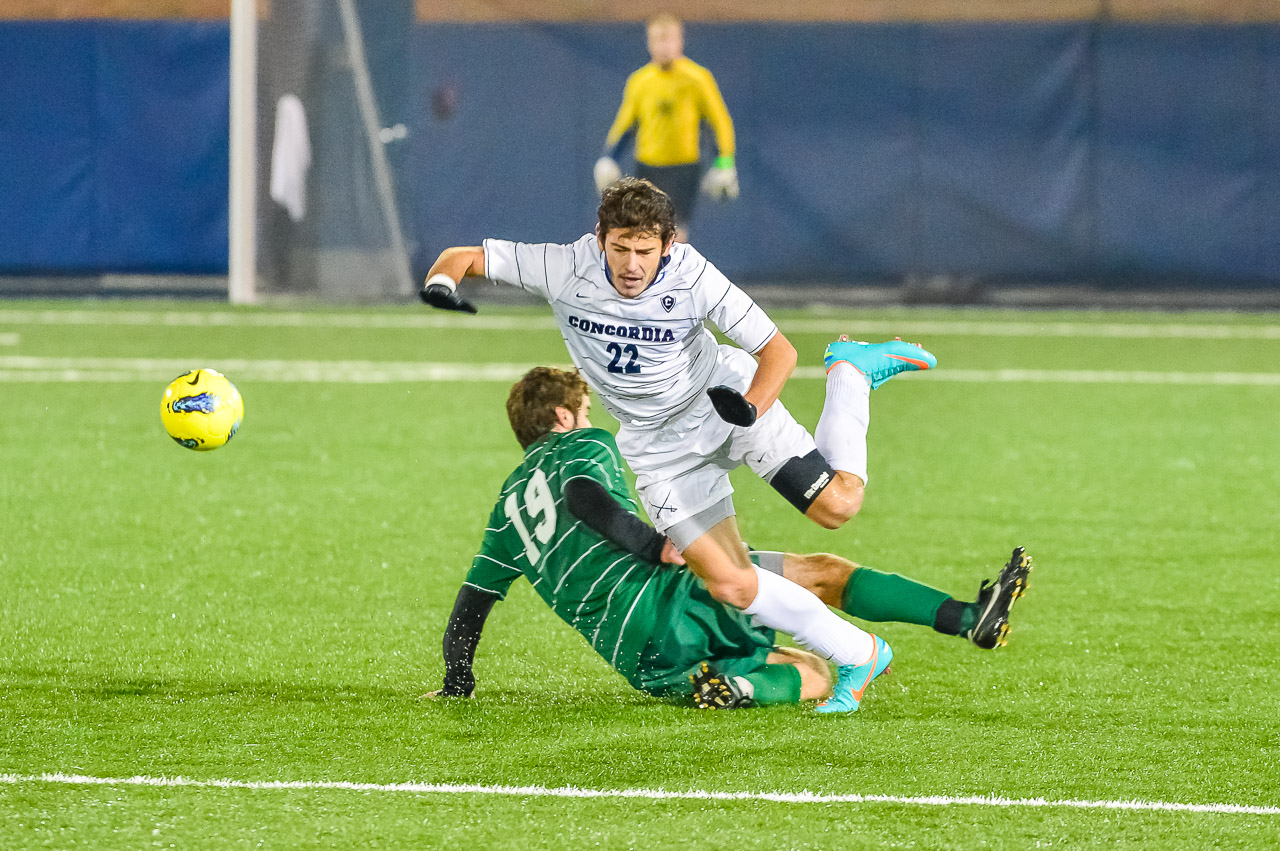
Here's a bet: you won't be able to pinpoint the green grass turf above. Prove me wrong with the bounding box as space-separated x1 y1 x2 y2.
2 301 1278 848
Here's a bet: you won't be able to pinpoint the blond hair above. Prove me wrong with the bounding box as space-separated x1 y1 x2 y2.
646 13 682 32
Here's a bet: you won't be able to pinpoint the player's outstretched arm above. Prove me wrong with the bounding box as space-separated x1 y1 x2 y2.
420 246 485 314
696 67 738 200
564 477 684 565
709 331 797 427
426 583 499 698
746 331 797 413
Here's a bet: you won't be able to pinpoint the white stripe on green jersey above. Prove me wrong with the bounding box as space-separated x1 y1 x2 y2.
483 235 778 429
464 428 687 679
610 570 661 667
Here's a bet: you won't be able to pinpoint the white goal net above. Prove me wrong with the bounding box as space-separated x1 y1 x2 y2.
234 0 415 303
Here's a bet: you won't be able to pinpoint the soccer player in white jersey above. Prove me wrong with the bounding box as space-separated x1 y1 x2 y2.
419 177 941 712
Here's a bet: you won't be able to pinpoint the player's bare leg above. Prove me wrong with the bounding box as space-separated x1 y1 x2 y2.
679 517 758 609
767 646 832 700
804 472 864 529
780 551 858 606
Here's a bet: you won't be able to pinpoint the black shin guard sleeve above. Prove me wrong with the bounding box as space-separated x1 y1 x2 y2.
441 585 499 696
769 449 837 513
564 477 667 564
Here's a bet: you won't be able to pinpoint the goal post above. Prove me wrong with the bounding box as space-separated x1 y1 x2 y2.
228 0 256 305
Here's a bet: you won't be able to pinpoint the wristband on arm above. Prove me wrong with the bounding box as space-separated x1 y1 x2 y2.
701 157 740 200
420 273 477 314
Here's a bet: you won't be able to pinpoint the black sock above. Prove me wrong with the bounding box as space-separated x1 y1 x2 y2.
933 598 977 636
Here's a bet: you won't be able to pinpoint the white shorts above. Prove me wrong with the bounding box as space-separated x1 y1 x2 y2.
616 345 818 547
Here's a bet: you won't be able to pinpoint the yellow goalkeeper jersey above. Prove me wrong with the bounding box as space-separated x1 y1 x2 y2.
605 57 735 168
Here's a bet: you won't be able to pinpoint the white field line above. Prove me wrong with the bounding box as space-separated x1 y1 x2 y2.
0 332 17 345
782 319 1280 339
796 367 1280 385
3 308 1280 339
1 357 1279 386
1 773 1276 816
0 309 557 332
0 356 546 384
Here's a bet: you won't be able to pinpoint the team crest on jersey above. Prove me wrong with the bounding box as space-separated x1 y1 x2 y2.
661 295 676 312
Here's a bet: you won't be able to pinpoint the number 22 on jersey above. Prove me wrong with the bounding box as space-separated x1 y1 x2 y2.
504 469 557 565
606 342 641 374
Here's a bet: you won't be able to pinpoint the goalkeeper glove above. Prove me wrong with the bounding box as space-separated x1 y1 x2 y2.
707 385 757 427
419 273 477 314
594 156 622 194
700 155 739 200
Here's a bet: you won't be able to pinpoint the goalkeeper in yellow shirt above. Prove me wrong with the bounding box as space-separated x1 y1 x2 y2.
594 14 738 240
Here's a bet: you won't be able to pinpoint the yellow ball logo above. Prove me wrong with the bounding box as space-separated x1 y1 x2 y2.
160 369 244 451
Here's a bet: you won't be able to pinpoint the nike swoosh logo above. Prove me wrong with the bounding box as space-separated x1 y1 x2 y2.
575 291 591 299
886 354 931 369
848 642 879 702
187 370 201 385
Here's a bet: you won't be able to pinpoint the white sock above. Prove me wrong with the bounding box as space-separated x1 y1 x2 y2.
815 361 871 485
743 567 874 667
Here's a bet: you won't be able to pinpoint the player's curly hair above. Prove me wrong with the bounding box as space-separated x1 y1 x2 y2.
597 177 677 246
506 367 591 449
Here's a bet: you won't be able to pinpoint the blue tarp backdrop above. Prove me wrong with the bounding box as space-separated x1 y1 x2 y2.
1 18 1277 286
0 21 230 274
415 21 1280 286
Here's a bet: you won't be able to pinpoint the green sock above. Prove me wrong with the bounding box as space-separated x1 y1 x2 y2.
841 566 963 631
741 663 802 706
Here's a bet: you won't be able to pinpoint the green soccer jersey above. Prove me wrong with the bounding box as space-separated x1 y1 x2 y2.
465 428 691 683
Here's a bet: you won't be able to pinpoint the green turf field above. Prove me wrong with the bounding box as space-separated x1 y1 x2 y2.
2 301 1277 849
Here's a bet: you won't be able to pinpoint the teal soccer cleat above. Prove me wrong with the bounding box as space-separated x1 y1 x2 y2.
815 634 893 714
823 338 937 389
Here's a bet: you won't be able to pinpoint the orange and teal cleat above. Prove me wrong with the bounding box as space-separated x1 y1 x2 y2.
824 339 936 388
815 634 893 714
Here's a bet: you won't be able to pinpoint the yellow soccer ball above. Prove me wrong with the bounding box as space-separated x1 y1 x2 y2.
160 369 244 451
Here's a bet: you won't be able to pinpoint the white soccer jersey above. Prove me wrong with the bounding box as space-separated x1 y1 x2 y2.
483 234 777 429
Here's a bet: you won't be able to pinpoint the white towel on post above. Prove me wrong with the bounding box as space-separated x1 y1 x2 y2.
269 94 311 222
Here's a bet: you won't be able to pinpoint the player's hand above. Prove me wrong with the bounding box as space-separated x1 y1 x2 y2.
660 537 686 566
707 385 758 427
594 156 622 194
700 162 739 200
419 274 477 314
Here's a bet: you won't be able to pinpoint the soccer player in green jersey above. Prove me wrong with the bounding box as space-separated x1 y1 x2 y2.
431 367 1032 709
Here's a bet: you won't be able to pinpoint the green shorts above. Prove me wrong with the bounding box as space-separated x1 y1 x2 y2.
630 574 776 698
